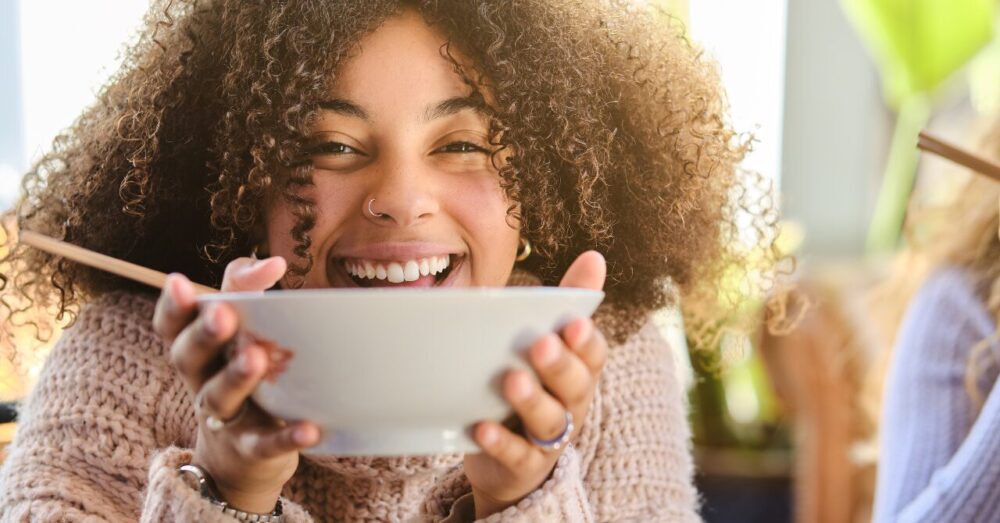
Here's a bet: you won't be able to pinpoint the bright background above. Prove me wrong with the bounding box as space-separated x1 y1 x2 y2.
0 1 789 211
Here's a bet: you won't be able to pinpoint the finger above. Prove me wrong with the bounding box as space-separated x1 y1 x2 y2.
221 256 288 292
236 421 322 460
529 334 594 410
197 344 267 421
505 367 572 442
560 317 608 375
153 273 199 341
170 302 238 390
558 250 606 290
474 421 546 470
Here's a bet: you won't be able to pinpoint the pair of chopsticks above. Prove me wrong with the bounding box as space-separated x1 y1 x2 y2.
917 131 1000 182
11 131 1000 294
17 230 218 295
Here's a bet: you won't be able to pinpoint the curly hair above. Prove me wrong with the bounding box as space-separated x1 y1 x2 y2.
0 0 788 373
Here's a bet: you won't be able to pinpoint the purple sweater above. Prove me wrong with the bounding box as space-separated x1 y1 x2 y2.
873 269 1000 522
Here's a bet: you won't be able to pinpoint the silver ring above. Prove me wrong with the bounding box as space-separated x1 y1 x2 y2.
197 389 249 431
527 410 574 451
367 198 385 218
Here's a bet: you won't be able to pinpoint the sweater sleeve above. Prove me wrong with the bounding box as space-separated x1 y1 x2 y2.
440 446 594 523
141 447 314 522
0 292 315 522
872 269 1000 523
444 319 701 523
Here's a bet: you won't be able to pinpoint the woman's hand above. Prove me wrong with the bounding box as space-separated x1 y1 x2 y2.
152 257 321 513
463 251 609 518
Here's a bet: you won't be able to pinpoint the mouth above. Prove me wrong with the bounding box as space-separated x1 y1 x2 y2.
332 254 464 288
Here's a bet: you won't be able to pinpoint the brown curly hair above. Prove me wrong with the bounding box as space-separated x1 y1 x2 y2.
0 0 787 372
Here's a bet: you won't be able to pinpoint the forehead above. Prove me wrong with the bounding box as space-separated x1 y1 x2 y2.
328 9 473 116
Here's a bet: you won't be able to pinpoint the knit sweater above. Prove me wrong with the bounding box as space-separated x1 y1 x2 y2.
873 268 1000 522
0 278 700 521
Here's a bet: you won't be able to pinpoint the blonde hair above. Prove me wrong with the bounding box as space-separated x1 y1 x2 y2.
870 115 1000 414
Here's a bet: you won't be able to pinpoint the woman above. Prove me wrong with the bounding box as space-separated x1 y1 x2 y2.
0 1 781 521
873 119 1000 522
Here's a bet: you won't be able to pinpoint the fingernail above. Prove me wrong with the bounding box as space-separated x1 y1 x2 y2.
233 349 250 374
480 424 498 446
568 318 593 349
535 337 560 367
511 372 532 400
171 274 194 308
204 305 221 335
294 425 317 446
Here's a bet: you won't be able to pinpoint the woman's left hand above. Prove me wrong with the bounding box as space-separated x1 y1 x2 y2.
464 251 609 519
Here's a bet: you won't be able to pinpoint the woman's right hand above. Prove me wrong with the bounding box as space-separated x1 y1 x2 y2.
152 256 321 513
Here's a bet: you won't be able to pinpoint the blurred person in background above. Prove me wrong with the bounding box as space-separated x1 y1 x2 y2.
873 117 1000 522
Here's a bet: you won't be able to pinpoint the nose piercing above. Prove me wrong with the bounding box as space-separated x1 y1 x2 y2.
368 198 385 218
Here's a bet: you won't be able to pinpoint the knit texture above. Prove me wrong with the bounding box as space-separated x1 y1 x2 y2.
0 276 700 522
873 268 1000 523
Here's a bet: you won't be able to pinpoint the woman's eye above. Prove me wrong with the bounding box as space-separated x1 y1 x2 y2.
309 142 361 156
436 141 488 154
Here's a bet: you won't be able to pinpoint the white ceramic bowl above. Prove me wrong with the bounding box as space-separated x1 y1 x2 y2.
198 287 604 456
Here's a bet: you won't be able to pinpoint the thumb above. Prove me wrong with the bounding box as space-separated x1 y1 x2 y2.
221 256 288 292
558 251 606 291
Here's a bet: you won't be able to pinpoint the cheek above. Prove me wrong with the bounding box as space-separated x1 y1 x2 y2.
264 183 355 273
447 177 520 284
265 201 297 259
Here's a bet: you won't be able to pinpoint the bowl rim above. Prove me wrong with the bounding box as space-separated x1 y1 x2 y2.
197 286 605 303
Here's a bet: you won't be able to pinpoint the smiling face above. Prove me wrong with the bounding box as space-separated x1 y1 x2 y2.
265 8 520 289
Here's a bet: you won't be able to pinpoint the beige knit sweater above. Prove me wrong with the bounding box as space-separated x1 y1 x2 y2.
0 283 700 521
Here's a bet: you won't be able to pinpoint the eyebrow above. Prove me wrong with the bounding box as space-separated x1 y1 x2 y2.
318 99 370 121
423 95 489 122
316 96 488 124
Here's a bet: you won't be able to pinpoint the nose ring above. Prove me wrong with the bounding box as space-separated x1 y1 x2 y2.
368 198 386 218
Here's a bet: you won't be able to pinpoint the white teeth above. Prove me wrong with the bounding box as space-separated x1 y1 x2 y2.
345 255 453 283
404 260 420 281
387 262 405 283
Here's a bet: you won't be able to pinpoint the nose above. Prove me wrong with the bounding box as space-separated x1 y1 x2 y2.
363 158 440 227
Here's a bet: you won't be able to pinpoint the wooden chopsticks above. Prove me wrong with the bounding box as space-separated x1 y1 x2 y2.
917 131 1000 182
18 230 218 295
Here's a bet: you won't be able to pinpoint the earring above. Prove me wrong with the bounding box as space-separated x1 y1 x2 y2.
515 237 532 262
251 242 269 260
